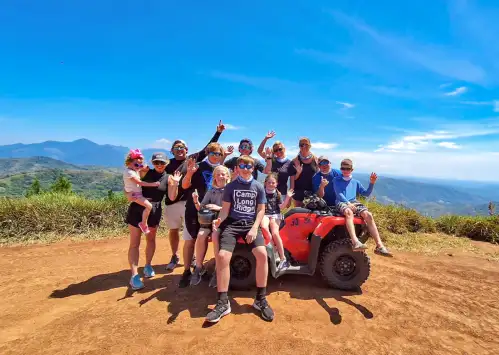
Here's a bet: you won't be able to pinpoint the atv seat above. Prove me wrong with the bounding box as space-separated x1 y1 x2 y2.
283 207 314 219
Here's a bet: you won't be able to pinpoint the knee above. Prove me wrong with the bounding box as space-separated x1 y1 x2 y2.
217 251 232 266
344 209 353 218
362 211 373 220
252 247 267 262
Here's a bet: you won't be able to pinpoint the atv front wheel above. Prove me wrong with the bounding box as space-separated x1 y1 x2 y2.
319 239 370 290
229 246 256 290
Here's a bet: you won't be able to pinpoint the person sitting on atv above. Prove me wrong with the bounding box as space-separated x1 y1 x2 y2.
206 155 274 323
333 159 393 257
312 155 342 206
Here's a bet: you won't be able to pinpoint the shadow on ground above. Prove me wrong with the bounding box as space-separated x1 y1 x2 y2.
49 258 373 326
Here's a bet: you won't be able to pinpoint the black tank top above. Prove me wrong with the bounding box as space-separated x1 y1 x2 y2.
293 155 318 191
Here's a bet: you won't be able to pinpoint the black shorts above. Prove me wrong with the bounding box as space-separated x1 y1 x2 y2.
184 207 200 240
218 218 265 253
125 201 162 229
293 189 312 202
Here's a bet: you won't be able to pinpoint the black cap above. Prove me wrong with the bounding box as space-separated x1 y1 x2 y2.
151 152 169 163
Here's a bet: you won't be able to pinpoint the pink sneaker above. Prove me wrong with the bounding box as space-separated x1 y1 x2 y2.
138 222 150 234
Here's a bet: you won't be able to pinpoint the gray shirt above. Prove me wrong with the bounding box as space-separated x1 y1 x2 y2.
223 178 266 221
201 187 224 209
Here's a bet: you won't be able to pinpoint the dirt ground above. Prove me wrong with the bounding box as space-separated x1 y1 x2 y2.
1 237 498 355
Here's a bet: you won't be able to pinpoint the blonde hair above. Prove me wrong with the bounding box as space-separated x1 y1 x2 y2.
212 165 230 188
124 153 143 166
237 155 255 165
272 141 285 153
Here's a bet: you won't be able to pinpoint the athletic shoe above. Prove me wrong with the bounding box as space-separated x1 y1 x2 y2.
205 299 231 323
190 266 206 286
374 246 393 257
208 271 217 288
178 269 191 288
143 264 155 278
166 255 179 271
277 259 290 271
352 240 368 251
129 274 144 290
253 297 274 322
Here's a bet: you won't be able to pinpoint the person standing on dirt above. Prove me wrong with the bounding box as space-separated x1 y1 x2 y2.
333 158 392 257
312 156 341 205
206 155 274 323
288 137 319 207
224 138 265 180
179 142 230 288
126 152 182 290
163 121 227 271
257 131 294 195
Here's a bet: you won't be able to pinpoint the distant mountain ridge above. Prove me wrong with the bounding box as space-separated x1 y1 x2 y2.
0 138 172 167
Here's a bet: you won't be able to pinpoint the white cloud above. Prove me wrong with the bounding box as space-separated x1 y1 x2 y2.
223 123 242 130
336 101 355 109
437 142 461 149
150 138 171 149
444 86 467 96
312 142 339 150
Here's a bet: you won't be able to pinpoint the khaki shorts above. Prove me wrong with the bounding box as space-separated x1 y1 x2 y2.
164 200 186 229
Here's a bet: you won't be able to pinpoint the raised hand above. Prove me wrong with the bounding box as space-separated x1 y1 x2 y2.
217 120 226 133
370 172 378 184
171 171 182 184
225 145 234 156
294 159 303 174
187 158 198 175
265 146 273 158
265 130 276 140
287 189 295 198
320 177 329 187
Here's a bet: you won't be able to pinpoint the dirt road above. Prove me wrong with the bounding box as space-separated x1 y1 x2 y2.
0 237 498 355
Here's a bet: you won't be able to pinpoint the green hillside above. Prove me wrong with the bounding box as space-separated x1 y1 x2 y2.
0 156 87 177
0 168 123 198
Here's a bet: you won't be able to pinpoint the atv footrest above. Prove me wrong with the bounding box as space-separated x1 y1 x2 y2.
275 264 314 277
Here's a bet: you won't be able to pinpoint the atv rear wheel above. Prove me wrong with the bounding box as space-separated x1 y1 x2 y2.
319 239 370 290
229 247 256 290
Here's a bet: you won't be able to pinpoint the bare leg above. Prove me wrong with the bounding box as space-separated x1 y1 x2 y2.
145 226 157 265
169 228 180 257
260 216 272 249
360 211 384 248
344 209 362 246
216 250 232 292
183 239 195 272
253 246 268 287
128 225 142 276
195 228 210 269
269 219 285 260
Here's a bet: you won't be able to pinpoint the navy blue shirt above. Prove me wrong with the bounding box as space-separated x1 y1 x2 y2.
223 178 266 221
312 169 342 206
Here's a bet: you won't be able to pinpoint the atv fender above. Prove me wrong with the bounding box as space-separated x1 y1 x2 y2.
314 216 364 238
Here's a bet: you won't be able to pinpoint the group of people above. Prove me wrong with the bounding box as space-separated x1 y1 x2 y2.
122 121 392 324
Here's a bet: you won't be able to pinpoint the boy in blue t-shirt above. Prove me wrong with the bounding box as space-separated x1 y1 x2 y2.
333 158 392 257
205 155 275 324
312 155 341 205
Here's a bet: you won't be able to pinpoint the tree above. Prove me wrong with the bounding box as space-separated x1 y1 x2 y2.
107 189 115 200
25 178 42 197
50 175 72 194
488 201 496 216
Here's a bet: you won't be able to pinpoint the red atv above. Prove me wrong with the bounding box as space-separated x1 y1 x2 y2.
228 193 370 291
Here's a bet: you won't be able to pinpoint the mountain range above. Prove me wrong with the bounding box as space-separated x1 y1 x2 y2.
0 139 498 217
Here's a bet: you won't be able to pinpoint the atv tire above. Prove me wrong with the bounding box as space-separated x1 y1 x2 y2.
229 246 256 290
319 239 370 290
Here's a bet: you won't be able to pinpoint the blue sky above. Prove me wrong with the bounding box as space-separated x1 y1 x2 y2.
2 0 499 181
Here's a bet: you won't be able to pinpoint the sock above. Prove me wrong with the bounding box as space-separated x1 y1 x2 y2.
256 287 266 301
218 292 228 302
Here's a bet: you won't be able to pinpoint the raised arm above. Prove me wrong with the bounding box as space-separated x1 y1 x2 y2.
192 120 225 162
181 158 198 190
167 171 182 201
358 173 377 197
279 190 294 210
257 131 276 159
263 147 273 174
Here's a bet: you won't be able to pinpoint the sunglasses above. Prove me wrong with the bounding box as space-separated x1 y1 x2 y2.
239 144 251 150
238 163 253 170
273 147 284 153
340 167 352 171
299 143 309 148
152 161 166 166
319 160 330 166
209 151 222 157
173 146 186 151
134 163 144 168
